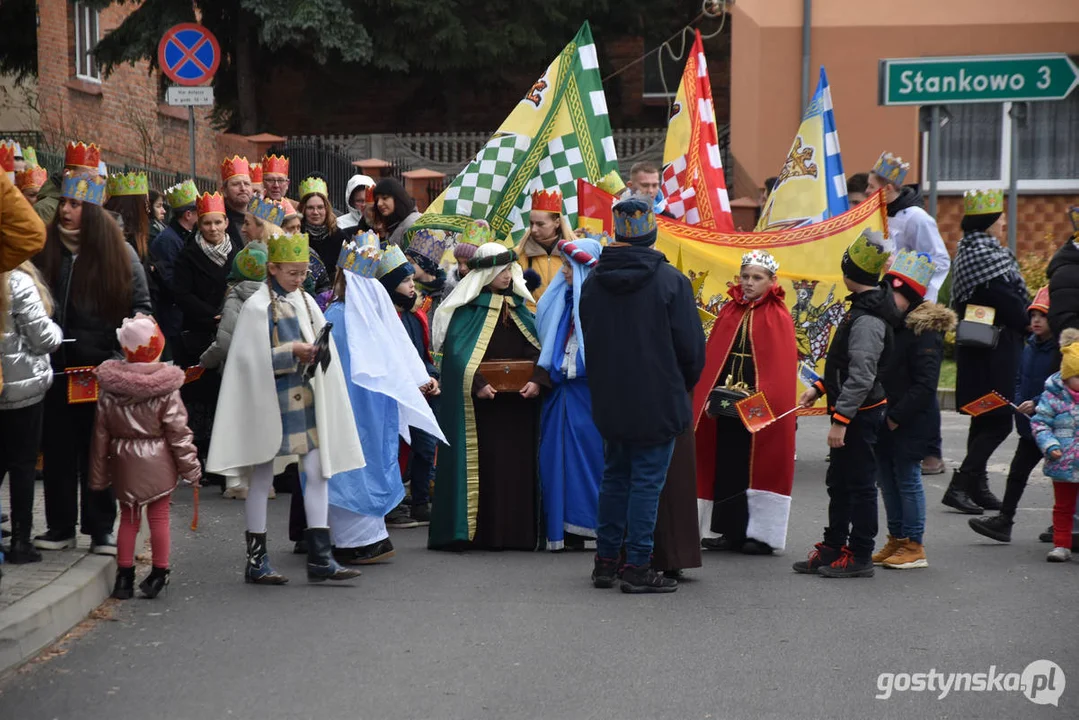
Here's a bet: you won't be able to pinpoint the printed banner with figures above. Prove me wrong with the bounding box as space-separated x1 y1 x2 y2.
578 182 890 413
407 22 617 245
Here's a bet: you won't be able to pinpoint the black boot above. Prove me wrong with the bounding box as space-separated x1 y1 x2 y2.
6 522 42 564
305 528 361 582
941 470 984 514
970 474 1003 511
244 532 289 585
969 514 1013 543
138 567 171 599
112 566 136 600
591 555 619 589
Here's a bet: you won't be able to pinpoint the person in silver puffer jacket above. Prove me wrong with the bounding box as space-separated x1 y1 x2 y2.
1 261 63 564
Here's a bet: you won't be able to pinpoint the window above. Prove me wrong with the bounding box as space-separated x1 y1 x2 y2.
643 51 684 100
73 2 101 82
922 94 1079 192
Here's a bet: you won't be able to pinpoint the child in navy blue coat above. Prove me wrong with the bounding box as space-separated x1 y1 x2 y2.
969 287 1060 543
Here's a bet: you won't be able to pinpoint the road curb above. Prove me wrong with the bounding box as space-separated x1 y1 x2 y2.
0 554 115 676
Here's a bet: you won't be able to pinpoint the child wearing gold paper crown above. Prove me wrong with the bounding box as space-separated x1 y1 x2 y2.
1029 330 1079 563
207 232 364 584
796 229 900 579
89 315 201 600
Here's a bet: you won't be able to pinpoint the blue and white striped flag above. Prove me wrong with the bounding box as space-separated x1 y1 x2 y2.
756 67 850 231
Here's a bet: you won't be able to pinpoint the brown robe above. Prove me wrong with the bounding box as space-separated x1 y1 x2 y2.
471 309 542 550
651 398 703 572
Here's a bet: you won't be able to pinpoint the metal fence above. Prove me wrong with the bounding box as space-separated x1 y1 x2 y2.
271 137 358 215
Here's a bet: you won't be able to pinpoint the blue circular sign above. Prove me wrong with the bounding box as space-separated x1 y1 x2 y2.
158 24 220 87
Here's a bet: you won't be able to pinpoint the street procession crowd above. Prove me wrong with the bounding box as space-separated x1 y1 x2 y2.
3 135 1079 600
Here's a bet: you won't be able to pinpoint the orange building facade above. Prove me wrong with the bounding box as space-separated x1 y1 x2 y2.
729 0 1079 256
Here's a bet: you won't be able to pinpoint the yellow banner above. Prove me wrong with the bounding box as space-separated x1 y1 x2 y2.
654 193 888 411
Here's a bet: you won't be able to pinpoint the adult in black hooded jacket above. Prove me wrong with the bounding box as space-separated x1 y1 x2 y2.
1046 235 1079 338
580 245 705 445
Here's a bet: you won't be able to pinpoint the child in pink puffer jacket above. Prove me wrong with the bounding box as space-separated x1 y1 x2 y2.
90 315 201 599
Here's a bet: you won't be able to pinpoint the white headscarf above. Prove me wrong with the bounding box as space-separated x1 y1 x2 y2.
431 241 533 353
343 272 446 443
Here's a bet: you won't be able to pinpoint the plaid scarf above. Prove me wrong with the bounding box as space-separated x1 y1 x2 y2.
950 231 1029 308
196 233 231 267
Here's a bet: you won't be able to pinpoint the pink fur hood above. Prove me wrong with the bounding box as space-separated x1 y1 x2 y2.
94 360 186 401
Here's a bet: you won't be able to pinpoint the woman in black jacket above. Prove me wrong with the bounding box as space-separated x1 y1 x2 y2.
372 177 421 248
32 174 152 554
298 177 349 270
173 192 238 480
944 191 1030 515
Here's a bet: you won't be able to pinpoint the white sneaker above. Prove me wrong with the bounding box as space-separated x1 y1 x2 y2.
1047 546 1072 563
222 485 248 500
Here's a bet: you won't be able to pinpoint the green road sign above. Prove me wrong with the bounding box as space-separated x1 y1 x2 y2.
879 53 1079 106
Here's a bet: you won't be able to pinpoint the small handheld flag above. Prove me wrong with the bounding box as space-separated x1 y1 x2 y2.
66 366 98 404
184 366 206 384
735 392 777 434
960 392 1014 417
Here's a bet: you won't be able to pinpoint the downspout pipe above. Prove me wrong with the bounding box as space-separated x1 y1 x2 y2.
801 0 812 110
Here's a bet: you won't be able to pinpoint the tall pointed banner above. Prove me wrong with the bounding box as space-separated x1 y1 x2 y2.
660 30 734 231
407 23 616 244
578 181 889 413
756 67 849 232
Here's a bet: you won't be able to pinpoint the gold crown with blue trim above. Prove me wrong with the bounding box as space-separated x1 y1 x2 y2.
165 179 199 209
105 171 148 197
377 244 410 279
267 232 310 264
872 152 910 186
886 249 935 295
612 199 657 240
1070 206 1079 232
247 196 287 227
338 231 383 278
61 171 106 206
298 176 328 199
964 189 1004 216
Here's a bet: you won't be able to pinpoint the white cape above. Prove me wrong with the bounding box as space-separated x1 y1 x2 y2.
344 273 446 444
207 283 365 477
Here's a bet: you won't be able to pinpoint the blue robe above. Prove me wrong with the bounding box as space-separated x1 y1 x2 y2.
535 239 605 550
325 303 405 524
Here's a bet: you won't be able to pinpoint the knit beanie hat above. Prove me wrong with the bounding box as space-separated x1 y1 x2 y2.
117 313 165 363
1061 329 1079 380
230 241 268 282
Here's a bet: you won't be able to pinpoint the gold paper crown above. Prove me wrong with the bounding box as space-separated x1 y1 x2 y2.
221 155 250 182
594 170 626 196
886 250 935 295
0 144 14 174
106 171 148 197
531 188 563 215
267 233 310 264
338 235 383 278
65 142 101 171
249 163 263 184
15 166 48 190
613 207 657 239
963 189 1004 216
166 180 199 209
871 152 909 185
298 176 328 199
196 192 226 217
61 171 107 206
846 229 890 278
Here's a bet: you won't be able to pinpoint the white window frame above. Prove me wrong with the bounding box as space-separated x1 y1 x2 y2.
73 2 101 83
921 101 1079 194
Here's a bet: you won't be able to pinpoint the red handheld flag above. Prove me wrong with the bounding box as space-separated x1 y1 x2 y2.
66 366 99 404
184 366 206 384
736 392 778 434
960 392 1010 417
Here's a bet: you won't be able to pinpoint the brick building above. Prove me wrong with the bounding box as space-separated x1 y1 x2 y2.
35 0 220 181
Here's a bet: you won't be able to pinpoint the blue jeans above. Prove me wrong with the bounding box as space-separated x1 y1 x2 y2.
927 394 942 458
877 428 926 544
595 439 676 567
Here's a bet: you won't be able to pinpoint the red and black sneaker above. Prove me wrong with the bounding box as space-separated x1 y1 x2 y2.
818 546 875 578
792 542 841 574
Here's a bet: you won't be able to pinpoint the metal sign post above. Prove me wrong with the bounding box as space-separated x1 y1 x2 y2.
1007 102 1028 253
158 24 220 184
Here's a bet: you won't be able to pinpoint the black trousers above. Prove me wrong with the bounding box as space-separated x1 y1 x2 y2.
41 382 115 537
824 406 885 561
959 410 1013 477
0 401 45 536
711 415 751 541
1001 435 1044 518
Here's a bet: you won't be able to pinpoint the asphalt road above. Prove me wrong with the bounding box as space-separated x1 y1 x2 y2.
2 414 1077 720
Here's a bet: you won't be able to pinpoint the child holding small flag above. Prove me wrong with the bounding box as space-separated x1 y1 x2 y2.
1030 329 1079 562
874 251 956 570
969 287 1061 545
794 229 899 578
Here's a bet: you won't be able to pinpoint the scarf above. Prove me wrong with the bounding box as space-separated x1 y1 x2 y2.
305 223 329 242
196 233 231 267
950 231 1029 308
57 224 81 255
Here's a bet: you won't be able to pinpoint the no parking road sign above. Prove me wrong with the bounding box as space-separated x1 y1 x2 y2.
158 23 220 86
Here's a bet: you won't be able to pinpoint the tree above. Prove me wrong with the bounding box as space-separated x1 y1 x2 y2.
0 0 38 82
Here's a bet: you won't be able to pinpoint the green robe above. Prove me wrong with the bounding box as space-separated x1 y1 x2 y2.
428 291 539 549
